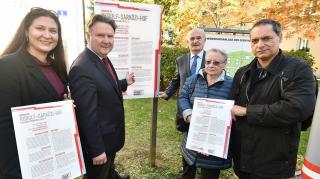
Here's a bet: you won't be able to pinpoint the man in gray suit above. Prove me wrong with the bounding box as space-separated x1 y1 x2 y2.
159 28 206 131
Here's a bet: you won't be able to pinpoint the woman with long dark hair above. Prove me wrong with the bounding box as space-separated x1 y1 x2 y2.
0 7 68 178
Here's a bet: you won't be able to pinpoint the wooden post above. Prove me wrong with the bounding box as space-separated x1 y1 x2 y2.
150 97 158 167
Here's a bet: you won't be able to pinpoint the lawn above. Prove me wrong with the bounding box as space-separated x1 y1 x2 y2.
111 98 310 179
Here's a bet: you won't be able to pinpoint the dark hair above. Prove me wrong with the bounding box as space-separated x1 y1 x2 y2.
251 19 282 36
1 7 67 82
87 14 117 32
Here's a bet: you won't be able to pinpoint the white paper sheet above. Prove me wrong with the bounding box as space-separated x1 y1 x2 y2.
11 100 86 179
186 98 234 159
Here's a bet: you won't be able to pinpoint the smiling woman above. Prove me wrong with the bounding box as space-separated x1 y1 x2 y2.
27 16 59 63
0 7 68 179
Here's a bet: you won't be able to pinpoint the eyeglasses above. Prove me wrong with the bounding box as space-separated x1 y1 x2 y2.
205 60 225 66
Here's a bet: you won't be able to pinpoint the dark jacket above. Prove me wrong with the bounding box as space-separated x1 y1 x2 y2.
230 50 316 178
179 69 233 169
165 51 206 131
69 48 127 158
165 52 206 99
0 50 67 179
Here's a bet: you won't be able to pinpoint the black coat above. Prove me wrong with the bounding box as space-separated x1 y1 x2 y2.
69 48 127 158
0 50 67 179
230 50 316 178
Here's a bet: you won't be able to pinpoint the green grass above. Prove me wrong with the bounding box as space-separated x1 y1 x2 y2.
115 98 182 179
99 98 310 179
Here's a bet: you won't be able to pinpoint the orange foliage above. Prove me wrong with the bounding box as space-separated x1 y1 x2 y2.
172 0 320 45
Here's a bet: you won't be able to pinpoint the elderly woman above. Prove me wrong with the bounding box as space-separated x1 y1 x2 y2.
178 48 233 179
0 8 67 178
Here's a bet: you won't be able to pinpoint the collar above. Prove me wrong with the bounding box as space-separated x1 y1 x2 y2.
190 50 204 59
249 49 283 75
245 49 284 75
198 68 226 82
263 49 283 75
87 45 106 60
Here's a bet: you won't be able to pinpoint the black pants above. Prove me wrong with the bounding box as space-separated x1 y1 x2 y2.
182 157 220 179
83 153 120 179
236 171 274 179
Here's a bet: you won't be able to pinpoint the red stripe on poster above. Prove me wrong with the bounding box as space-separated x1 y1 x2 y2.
303 159 320 173
153 9 163 97
12 105 63 111
301 171 313 179
74 134 84 174
95 2 149 11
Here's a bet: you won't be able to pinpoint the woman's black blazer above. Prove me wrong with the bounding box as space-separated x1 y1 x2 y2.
0 49 67 178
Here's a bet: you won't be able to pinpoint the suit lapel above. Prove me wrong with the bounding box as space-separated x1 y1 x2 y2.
21 50 59 99
186 53 191 76
86 49 121 97
201 51 206 68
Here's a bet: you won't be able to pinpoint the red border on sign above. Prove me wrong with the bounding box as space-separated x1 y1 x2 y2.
153 9 163 97
303 159 320 173
95 2 150 11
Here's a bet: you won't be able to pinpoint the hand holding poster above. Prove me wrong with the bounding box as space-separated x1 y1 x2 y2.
186 98 234 159
11 100 85 179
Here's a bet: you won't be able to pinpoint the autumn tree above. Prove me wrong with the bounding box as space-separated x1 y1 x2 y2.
236 0 320 39
174 0 242 46
173 0 320 45
87 0 320 45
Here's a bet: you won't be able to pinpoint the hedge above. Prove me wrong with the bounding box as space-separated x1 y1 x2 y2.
283 49 316 70
160 47 188 91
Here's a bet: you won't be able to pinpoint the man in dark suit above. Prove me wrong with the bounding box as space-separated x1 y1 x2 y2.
69 14 134 179
159 28 206 177
159 28 206 130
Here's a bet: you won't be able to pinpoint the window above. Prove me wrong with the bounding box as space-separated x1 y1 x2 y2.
297 37 310 52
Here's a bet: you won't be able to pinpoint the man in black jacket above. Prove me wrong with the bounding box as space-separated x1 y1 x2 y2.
230 19 316 178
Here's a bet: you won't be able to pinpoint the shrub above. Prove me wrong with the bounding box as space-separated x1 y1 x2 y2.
283 50 316 70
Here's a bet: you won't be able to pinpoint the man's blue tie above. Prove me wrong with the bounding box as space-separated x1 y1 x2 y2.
190 55 198 75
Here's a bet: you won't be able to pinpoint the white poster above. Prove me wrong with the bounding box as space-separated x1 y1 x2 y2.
204 34 254 77
11 100 86 179
186 98 234 159
0 0 85 68
94 1 162 99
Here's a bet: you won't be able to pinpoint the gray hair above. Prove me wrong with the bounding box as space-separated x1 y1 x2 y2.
206 48 228 62
187 28 206 41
